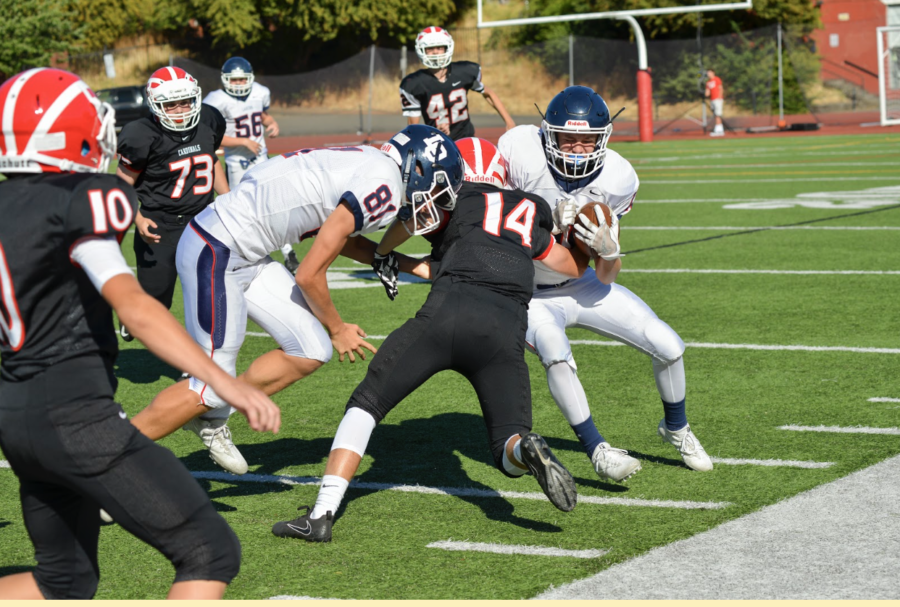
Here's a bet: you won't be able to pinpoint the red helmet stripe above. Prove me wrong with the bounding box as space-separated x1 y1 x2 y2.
25 79 90 153
2 68 45 156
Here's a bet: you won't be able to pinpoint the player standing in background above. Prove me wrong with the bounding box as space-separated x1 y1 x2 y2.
400 26 516 140
272 135 587 542
203 57 297 272
705 69 725 137
0 68 280 600
129 127 444 475
116 66 227 340
499 86 713 483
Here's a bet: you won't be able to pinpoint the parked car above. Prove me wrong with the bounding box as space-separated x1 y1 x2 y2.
96 85 152 131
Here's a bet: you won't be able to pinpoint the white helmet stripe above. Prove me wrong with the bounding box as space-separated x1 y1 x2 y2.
472 136 484 174
2 67 45 156
24 79 91 153
166 66 178 80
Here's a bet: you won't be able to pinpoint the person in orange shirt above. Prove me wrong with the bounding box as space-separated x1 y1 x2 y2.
705 69 725 137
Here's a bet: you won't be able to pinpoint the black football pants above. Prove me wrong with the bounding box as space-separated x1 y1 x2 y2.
346 278 533 474
133 209 194 310
0 356 241 599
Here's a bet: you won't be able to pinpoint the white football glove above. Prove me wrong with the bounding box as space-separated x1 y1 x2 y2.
573 204 623 261
552 197 579 234
372 252 399 300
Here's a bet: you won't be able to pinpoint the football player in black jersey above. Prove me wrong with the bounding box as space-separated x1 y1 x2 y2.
272 133 588 543
116 66 227 340
0 69 279 600
400 26 516 140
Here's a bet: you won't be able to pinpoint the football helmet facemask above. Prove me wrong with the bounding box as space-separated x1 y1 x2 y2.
0 68 116 174
415 27 454 70
146 66 202 132
221 57 254 97
381 124 464 236
541 85 613 181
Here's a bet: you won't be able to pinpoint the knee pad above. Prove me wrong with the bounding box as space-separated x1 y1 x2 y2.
345 384 390 424
280 329 333 364
170 504 241 584
531 325 577 372
643 319 685 364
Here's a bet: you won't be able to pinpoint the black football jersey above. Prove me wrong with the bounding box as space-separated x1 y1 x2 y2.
0 173 138 381
399 61 485 140
117 104 225 216
434 182 555 304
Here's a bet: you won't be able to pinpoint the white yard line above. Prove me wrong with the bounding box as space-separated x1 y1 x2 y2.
710 457 833 469
0 460 9 469
427 540 607 559
779 425 900 435
868 397 900 403
269 596 336 600
637 161 900 170
243 332 900 354
189 470 731 510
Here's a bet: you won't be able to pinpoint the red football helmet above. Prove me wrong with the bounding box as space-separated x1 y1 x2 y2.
0 68 116 174
146 66 202 132
456 137 507 188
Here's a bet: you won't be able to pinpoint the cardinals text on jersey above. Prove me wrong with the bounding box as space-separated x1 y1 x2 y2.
207 146 403 263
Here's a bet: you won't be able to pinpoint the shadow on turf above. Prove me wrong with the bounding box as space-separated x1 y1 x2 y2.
0 520 9 530
187 413 567 533
115 349 182 384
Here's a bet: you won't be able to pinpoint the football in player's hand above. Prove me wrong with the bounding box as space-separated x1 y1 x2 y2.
571 201 613 257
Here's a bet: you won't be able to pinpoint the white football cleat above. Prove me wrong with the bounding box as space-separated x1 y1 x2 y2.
657 420 713 472
591 442 641 482
183 418 248 475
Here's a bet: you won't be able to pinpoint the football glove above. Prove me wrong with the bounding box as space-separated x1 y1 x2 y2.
573 204 623 261
552 197 579 234
372 251 400 300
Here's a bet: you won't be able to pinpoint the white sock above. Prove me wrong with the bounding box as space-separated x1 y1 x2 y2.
311 475 349 519
502 436 527 476
281 244 294 257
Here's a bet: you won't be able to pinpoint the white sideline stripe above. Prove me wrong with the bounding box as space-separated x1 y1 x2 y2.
643 177 900 184
622 269 900 276
710 457 833 469
244 332 900 354
269 596 337 600
868 397 900 402
189 471 731 510
625 226 900 230
427 540 607 559
779 425 900 435
569 340 900 355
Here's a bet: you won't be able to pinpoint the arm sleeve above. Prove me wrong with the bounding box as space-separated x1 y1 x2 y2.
263 88 271 112
116 123 151 172
70 237 133 292
65 177 139 248
470 64 485 94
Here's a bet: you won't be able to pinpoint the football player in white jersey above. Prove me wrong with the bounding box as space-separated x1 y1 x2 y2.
203 57 298 272
129 125 461 474
498 86 713 482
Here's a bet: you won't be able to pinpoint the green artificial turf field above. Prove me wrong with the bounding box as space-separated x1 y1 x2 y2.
2 133 899 598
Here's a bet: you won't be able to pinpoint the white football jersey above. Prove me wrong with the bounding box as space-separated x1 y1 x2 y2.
210 146 403 263
203 83 271 166
498 125 639 286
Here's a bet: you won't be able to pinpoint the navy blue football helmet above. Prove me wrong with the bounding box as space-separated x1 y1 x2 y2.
381 124 464 235
541 86 612 180
221 57 254 97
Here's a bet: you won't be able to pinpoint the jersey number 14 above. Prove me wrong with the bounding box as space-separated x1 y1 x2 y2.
482 192 536 248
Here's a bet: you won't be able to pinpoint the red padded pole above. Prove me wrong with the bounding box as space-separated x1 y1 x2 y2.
637 68 653 143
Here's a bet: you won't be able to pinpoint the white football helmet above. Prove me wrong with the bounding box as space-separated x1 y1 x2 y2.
146 66 202 132
415 27 454 70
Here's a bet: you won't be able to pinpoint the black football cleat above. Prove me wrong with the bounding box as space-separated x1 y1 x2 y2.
272 505 333 542
284 250 300 274
119 323 134 342
520 433 577 512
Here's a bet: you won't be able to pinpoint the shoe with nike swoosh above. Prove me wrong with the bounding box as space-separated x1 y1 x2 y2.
520 433 577 512
272 505 333 542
